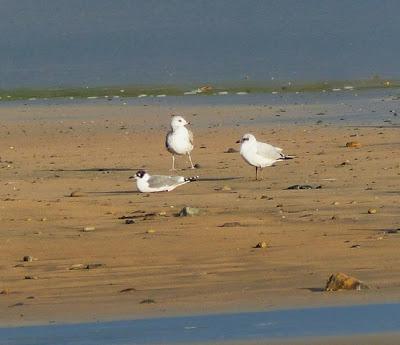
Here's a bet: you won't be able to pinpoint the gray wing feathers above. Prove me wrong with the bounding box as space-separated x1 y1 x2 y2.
256 142 283 160
147 175 185 188
165 129 174 153
188 129 194 145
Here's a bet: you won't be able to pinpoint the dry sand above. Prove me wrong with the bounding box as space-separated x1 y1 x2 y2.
0 102 399 326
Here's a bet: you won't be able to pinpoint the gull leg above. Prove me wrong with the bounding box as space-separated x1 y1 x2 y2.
260 168 263 180
170 155 176 171
188 152 195 169
255 167 258 181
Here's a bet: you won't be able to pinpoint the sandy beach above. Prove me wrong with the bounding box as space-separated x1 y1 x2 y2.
0 96 399 326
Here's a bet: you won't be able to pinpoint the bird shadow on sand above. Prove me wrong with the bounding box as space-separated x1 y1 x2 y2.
299 287 325 292
87 190 140 196
45 167 138 172
197 176 243 182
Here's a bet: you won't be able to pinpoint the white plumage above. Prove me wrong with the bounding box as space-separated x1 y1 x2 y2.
237 133 293 180
131 170 198 193
165 115 194 170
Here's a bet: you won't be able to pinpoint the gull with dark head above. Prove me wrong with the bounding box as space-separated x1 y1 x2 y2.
236 133 294 180
165 115 194 170
131 170 199 193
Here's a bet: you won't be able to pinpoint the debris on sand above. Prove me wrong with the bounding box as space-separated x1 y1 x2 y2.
286 184 322 190
368 208 377 214
120 288 136 293
140 298 155 304
23 256 34 262
69 263 104 270
325 272 369 291
219 222 242 227
24 275 38 280
254 241 268 248
82 226 95 232
179 207 200 217
345 141 362 148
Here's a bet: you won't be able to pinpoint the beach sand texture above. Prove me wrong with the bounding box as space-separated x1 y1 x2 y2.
0 102 399 326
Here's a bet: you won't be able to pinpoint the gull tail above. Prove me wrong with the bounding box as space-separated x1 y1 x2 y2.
184 175 199 182
279 154 296 160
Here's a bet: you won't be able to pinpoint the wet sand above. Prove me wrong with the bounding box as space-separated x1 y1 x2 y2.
0 99 399 326
219 333 400 345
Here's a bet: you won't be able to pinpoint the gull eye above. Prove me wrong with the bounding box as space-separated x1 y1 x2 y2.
179 119 182 122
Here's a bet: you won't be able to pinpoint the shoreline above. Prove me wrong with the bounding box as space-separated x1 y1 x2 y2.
0 82 399 102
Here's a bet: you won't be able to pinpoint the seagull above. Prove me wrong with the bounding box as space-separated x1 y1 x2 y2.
236 133 294 180
165 115 194 170
131 170 199 193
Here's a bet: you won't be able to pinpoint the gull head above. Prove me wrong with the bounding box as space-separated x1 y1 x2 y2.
236 133 256 145
171 115 189 129
130 170 148 180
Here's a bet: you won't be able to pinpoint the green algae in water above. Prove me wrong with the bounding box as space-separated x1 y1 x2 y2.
0 78 399 101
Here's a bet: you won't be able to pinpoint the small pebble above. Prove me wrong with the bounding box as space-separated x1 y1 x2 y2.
346 141 362 148
23 256 34 262
82 226 95 232
24 276 38 280
255 241 268 248
368 208 377 214
179 207 200 217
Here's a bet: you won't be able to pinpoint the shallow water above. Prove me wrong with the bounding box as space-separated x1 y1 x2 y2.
1 88 399 127
1 303 400 345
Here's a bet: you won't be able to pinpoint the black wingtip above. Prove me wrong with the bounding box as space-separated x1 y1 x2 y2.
279 154 296 160
184 176 199 182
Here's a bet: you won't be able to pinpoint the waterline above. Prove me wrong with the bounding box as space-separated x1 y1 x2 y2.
1 303 400 345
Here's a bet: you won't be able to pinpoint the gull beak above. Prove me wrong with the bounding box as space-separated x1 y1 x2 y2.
187 122 191 125
236 139 241 144
129 176 135 179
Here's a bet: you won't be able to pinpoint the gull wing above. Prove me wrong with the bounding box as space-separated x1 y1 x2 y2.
188 129 194 145
147 175 185 189
256 141 284 160
165 130 172 149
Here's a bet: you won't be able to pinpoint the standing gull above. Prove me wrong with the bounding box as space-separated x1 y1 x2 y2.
237 133 294 180
166 115 194 170
131 170 199 193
